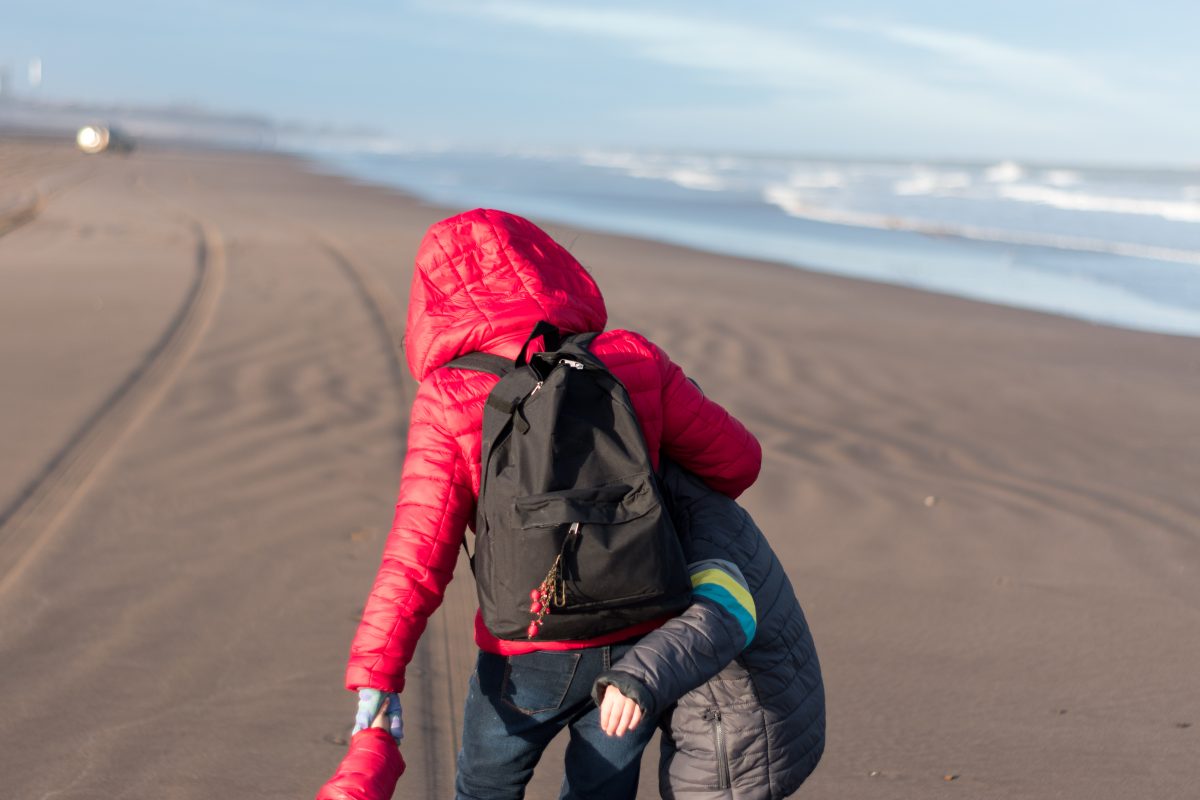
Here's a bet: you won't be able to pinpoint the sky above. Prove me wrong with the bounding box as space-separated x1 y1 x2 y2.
3 0 1199 164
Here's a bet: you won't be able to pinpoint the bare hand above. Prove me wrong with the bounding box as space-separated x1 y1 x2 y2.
371 702 389 729
599 684 642 737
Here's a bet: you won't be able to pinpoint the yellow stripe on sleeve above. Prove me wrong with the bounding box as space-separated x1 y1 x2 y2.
690 568 756 621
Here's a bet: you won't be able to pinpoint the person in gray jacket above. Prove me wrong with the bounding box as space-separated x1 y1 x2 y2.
592 461 826 799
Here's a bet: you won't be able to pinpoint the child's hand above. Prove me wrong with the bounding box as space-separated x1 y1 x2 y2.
370 700 389 729
599 684 643 737
354 688 404 742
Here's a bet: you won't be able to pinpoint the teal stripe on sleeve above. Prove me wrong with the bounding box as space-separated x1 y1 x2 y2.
692 583 757 647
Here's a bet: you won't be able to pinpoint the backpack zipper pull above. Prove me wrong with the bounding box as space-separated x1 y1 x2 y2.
527 523 582 637
527 553 562 638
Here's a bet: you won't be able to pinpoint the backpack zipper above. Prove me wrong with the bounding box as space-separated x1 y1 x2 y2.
528 356 589 401
554 522 581 607
705 708 731 789
528 357 585 400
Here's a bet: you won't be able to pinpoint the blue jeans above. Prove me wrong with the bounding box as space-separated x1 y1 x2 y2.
456 645 655 799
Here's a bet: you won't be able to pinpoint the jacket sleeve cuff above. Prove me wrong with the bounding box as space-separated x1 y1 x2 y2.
345 665 405 694
592 670 657 718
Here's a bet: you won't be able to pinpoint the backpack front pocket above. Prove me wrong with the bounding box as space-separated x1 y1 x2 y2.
514 472 688 614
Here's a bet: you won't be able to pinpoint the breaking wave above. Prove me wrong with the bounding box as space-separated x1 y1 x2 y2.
996 184 1200 224
762 184 1200 266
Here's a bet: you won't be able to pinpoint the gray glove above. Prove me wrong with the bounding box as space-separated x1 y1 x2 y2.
352 688 404 742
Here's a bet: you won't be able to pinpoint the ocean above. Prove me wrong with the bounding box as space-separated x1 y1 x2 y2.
300 144 1200 338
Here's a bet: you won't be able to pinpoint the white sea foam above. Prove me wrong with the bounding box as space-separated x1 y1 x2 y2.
666 168 726 191
998 184 1200 223
785 169 845 190
579 149 646 170
893 169 971 196
762 184 1200 266
764 184 907 229
579 150 729 191
714 156 747 170
985 160 1025 183
1043 169 1081 187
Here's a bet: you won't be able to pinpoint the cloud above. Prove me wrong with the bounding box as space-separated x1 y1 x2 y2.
435 2 1199 161
822 16 1126 103
462 3 1058 133
471 3 1134 111
469 5 1010 108
470 3 909 92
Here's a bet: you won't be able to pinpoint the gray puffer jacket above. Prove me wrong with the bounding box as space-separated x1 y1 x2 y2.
593 462 825 799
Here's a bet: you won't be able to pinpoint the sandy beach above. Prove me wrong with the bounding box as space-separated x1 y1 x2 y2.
1 138 1198 799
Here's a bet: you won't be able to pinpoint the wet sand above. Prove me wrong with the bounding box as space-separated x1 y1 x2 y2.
1 139 1198 799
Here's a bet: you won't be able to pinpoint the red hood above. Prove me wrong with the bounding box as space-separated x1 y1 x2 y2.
405 209 608 381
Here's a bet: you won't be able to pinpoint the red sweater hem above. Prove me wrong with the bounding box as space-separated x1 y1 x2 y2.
473 610 672 655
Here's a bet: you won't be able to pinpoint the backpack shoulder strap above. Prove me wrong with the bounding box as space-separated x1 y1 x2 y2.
443 350 516 576
444 352 515 377
446 331 600 379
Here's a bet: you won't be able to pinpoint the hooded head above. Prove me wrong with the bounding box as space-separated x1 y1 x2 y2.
404 209 608 381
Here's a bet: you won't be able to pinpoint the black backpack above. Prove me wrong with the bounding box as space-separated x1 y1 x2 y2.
446 322 691 641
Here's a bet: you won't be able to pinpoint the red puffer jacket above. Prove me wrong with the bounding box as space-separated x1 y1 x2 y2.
346 209 761 693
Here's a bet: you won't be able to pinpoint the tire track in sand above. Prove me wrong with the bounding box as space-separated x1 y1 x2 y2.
136 165 463 790
0 193 45 239
0 163 97 241
0 220 227 593
162 180 460 789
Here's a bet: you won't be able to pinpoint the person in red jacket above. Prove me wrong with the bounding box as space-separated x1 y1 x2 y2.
346 208 761 799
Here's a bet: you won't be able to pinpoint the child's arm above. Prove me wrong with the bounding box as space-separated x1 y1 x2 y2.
592 559 756 725
316 703 406 800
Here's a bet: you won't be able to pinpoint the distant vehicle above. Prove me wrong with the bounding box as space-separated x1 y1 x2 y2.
75 124 134 155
